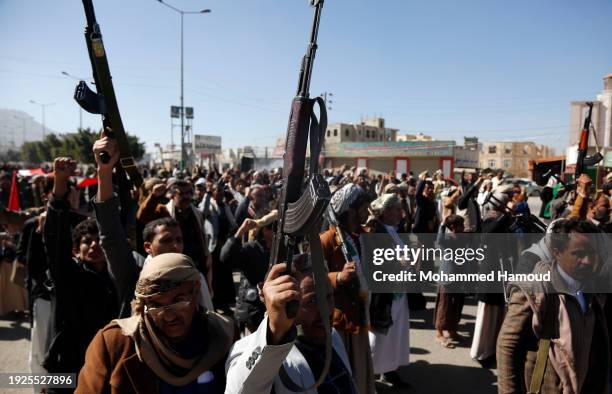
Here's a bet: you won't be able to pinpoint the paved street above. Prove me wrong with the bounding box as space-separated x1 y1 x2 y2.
0 315 32 393
380 293 498 393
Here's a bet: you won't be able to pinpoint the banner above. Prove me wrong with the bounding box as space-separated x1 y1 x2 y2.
193 135 222 155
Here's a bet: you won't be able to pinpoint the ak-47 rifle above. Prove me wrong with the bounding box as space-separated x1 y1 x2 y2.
269 0 332 391
575 102 603 182
74 0 142 190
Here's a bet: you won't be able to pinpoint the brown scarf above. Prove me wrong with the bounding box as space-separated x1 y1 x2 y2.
115 253 234 386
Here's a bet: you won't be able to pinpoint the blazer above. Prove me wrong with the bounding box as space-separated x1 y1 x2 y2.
225 316 356 394
496 261 610 393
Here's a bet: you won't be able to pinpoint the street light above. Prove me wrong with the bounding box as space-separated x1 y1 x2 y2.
61 70 90 130
13 115 27 145
29 100 55 138
156 0 211 170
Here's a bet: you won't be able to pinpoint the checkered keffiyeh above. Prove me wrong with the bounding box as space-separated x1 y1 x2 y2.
330 183 365 216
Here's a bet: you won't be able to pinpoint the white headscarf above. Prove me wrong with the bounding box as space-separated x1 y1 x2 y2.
330 183 365 216
370 194 401 217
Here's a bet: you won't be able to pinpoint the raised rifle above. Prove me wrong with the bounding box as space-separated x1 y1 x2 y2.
74 0 142 190
269 0 333 391
575 102 603 181
483 192 547 233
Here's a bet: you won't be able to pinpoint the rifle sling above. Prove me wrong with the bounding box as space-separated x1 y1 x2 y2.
528 338 550 394
308 97 327 175
279 227 332 392
528 295 558 394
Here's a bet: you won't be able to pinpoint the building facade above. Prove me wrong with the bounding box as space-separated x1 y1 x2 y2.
324 117 398 144
322 140 455 178
321 117 455 177
479 141 553 178
453 136 481 170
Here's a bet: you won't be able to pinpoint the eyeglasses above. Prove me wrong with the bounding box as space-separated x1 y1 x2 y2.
144 300 192 319
144 287 197 319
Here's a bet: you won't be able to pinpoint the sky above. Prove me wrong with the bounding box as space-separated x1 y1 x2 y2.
1 0 611 154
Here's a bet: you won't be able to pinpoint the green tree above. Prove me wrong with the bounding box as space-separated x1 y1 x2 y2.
19 128 145 164
0 149 21 162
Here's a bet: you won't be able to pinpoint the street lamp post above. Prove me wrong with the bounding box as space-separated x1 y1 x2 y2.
61 71 89 130
29 100 55 138
13 115 27 145
156 0 211 170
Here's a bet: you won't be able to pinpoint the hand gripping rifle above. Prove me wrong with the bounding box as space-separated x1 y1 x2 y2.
74 0 143 189
483 192 547 233
270 1 333 391
575 102 603 181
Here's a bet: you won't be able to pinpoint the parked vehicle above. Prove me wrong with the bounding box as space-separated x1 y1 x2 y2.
502 178 542 196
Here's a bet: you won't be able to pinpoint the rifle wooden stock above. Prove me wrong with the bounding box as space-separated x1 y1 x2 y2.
283 98 314 202
75 0 142 187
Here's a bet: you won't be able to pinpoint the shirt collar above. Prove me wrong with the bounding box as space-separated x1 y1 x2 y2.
556 264 582 294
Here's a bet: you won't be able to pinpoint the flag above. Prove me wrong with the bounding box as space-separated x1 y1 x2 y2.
8 171 20 212
77 177 98 189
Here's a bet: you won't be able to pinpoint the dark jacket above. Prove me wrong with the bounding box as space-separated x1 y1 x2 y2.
457 180 483 232
367 220 404 333
16 217 49 302
413 180 438 233
43 195 119 374
93 196 143 318
233 198 250 228
220 236 269 328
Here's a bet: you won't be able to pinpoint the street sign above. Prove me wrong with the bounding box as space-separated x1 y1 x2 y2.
193 134 222 155
170 106 180 118
185 107 194 119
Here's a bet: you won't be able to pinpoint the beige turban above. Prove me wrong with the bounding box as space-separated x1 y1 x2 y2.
135 253 200 299
370 194 401 217
117 253 233 387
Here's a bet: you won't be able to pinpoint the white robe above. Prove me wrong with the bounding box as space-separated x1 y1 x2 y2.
368 224 411 374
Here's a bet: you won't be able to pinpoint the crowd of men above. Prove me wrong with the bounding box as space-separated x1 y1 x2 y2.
0 132 611 393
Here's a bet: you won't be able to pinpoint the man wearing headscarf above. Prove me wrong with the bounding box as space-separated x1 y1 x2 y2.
471 189 514 363
367 193 412 388
76 253 234 393
319 183 375 393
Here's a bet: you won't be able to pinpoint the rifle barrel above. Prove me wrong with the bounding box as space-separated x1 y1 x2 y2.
298 1 324 97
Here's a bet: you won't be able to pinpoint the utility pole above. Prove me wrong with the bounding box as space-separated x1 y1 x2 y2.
13 115 27 146
61 71 90 130
29 100 55 138
321 91 333 111
156 0 211 171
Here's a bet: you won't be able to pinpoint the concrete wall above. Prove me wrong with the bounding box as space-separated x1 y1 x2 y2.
323 156 443 176
410 158 440 175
